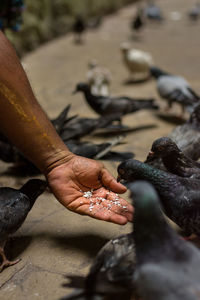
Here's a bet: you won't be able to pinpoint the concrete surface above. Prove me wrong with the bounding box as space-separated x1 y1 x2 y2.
1 0 200 299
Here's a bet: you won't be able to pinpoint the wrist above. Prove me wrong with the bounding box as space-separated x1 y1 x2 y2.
41 148 76 175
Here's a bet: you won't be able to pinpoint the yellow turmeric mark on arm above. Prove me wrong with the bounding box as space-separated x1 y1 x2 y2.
0 81 59 151
0 81 31 121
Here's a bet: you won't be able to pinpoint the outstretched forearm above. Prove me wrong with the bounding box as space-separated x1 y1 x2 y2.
0 31 73 173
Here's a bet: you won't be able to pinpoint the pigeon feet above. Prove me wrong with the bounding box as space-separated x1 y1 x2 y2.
0 258 21 272
183 234 198 241
0 245 21 272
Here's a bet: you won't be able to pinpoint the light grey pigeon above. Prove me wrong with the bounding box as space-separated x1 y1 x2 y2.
150 66 200 114
145 1 163 21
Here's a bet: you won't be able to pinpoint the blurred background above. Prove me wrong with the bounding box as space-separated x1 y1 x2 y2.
5 0 138 55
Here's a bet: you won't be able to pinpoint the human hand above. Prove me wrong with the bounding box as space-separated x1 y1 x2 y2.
46 155 133 225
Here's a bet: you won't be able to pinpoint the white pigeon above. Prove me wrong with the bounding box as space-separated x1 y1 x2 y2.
86 59 112 96
120 43 153 81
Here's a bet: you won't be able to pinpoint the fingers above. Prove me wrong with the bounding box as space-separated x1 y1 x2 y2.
66 190 134 224
76 203 130 225
54 181 133 225
101 168 127 194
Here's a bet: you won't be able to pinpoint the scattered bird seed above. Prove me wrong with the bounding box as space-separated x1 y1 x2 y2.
80 189 128 213
83 190 93 198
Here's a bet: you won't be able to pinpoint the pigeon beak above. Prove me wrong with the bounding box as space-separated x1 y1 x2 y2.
145 151 155 163
117 174 121 182
147 151 155 157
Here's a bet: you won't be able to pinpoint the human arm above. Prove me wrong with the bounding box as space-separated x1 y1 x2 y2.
0 31 133 224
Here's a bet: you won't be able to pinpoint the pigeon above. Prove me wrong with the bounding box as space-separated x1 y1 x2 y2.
131 10 144 32
51 104 76 135
147 104 200 169
129 180 200 300
0 139 40 175
145 1 163 21
61 233 136 300
120 43 153 81
0 140 22 164
60 114 120 141
169 103 200 160
150 66 200 114
73 83 158 121
86 59 112 97
188 2 200 21
72 15 86 44
0 179 47 272
64 138 134 161
0 140 40 174
117 158 200 237
146 137 200 178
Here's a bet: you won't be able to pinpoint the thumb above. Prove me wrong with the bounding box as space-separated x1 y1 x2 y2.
101 168 127 193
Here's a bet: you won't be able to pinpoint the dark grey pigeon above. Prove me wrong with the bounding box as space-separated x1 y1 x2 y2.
146 137 200 178
73 83 158 122
72 15 86 44
61 234 135 300
65 138 134 162
150 66 200 114
188 2 200 20
169 103 200 160
129 181 200 300
51 104 76 135
146 104 200 170
131 10 144 32
117 159 200 237
60 114 120 141
0 179 47 272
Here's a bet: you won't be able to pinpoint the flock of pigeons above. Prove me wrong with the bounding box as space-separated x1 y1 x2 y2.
1 1 200 300
61 1 200 300
131 0 200 33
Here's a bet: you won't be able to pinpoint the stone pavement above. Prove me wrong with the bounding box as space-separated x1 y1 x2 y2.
0 0 200 299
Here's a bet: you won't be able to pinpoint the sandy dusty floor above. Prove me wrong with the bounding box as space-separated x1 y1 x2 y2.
1 0 200 299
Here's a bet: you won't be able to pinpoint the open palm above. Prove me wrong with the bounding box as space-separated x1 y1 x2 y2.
47 155 133 224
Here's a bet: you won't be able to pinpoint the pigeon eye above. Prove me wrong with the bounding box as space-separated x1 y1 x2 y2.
158 146 164 151
119 169 125 175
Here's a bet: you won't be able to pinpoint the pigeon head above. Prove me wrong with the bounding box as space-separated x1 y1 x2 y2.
88 59 98 69
150 66 169 78
147 137 180 160
117 159 171 188
73 83 90 94
117 159 144 182
20 179 47 207
120 42 130 53
189 104 200 126
128 181 167 242
129 180 185 266
129 180 160 212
